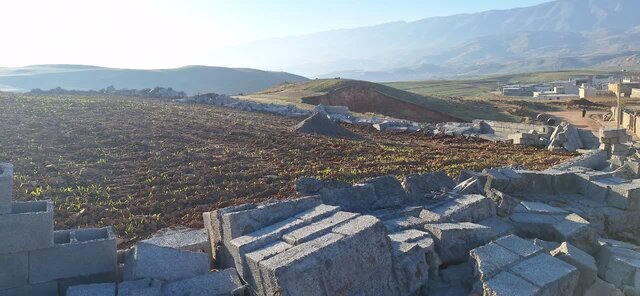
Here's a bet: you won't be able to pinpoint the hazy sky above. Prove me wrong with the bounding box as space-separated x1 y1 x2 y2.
0 0 550 69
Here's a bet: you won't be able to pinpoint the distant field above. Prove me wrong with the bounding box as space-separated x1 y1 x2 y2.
0 94 575 245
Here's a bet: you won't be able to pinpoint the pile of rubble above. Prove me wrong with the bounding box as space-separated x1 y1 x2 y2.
29 86 187 99
177 93 311 117
199 148 640 296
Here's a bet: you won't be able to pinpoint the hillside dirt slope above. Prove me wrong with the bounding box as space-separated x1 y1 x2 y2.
0 94 575 246
302 85 463 123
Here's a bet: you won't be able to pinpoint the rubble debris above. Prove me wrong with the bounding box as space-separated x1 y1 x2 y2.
547 122 584 152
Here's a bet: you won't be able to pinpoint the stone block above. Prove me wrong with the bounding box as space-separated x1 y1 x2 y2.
469 242 520 280
371 206 423 221
0 163 13 215
595 241 640 290
420 194 496 223
361 175 407 209
258 216 399 296
483 271 539 296
162 269 244 296
608 179 640 210
483 168 525 193
29 227 117 283
141 228 208 253
551 242 597 296
0 201 54 254
388 229 432 295
451 177 484 195
495 234 542 258
510 253 579 296
66 283 116 296
477 217 514 237
245 241 293 295
319 183 377 213
509 212 561 240
57 271 116 296
514 201 568 215
1 281 58 296
123 241 209 281
282 211 357 245
600 128 625 138
117 279 162 296
584 278 623 296
383 216 428 232
424 222 495 264
0 252 28 290
551 213 598 254
402 171 454 199
485 189 520 217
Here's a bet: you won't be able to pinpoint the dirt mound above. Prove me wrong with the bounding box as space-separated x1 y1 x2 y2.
302 86 463 123
293 112 362 140
565 98 606 107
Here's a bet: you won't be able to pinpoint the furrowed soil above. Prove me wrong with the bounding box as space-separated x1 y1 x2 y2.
0 94 575 246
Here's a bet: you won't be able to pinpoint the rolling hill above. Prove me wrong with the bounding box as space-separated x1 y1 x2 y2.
210 0 640 80
240 79 518 122
0 65 308 95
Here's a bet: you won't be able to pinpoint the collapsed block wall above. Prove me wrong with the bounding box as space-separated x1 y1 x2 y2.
473 120 553 138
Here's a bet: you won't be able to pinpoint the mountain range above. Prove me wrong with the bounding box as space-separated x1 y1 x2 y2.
0 65 308 95
210 0 640 81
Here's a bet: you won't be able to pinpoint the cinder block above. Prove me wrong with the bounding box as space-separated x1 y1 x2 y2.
0 252 28 290
0 163 13 215
117 278 162 296
140 228 208 253
29 227 117 283
162 269 244 296
66 283 116 296
0 201 53 254
57 271 117 296
123 241 209 281
1 280 58 296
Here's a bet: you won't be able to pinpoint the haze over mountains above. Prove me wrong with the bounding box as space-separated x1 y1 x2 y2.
212 0 640 81
0 65 308 95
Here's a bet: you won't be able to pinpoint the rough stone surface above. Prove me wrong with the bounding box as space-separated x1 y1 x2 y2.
510 253 579 296
162 269 244 296
402 172 454 199
141 228 208 253
470 242 521 280
123 241 209 281
424 222 495 264
483 271 539 296
420 194 496 223
362 175 408 209
118 278 162 296
584 278 624 296
319 183 377 213
595 239 640 290
0 163 13 215
551 242 597 296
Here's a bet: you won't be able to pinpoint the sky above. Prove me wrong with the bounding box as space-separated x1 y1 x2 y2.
0 0 550 69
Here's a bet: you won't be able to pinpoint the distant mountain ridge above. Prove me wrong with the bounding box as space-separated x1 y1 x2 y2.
0 65 308 95
210 0 640 81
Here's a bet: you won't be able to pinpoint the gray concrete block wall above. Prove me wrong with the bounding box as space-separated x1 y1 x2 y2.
0 252 28 290
474 120 552 138
0 163 13 215
29 227 117 283
0 201 54 254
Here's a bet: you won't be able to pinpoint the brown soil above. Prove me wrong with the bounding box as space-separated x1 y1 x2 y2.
0 94 575 246
302 86 463 123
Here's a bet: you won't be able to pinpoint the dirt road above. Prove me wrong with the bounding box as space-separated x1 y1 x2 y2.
548 110 605 131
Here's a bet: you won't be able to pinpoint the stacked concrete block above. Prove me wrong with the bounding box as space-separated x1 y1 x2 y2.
509 132 541 146
419 194 497 223
470 235 579 296
66 283 116 296
161 269 244 296
123 241 209 281
424 222 495 264
0 163 119 296
600 128 630 157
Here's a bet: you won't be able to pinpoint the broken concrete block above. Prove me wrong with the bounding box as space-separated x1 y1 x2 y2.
258 216 400 296
361 175 407 209
595 239 640 290
402 171 454 199
0 163 13 215
451 177 484 195
533 238 561 252
483 168 525 193
477 217 514 237
0 200 54 254
514 201 568 215
388 229 432 295
485 189 520 217
551 242 597 296
29 227 117 283
420 194 496 223
551 213 598 254
495 234 543 258
0 252 28 290
162 269 244 296
424 222 495 264
141 228 208 253
608 179 640 210
470 242 521 280
383 216 428 233
584 278 624 296
123 241 209 281
510 253 579 296
483 271 540 296
319 183 377 213
510 212 562 240
372 206 423 221
117 278 162 296
57 271 117 296
66 283 116 296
